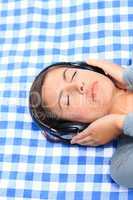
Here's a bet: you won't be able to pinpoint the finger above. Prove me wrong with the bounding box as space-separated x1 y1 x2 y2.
79 140 99 147
86 59 100 66
71 136 93 145
71 130 92 142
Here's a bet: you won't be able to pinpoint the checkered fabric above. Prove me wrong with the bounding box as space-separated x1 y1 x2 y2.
0 0 133 199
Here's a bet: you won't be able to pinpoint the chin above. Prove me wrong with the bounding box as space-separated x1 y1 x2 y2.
97 78 114 109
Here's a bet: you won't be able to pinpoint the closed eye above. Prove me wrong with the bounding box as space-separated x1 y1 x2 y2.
71 70 77 82
67 95 70 106
67 70 77 106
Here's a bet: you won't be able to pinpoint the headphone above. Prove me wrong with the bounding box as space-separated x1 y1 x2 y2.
29 61 109 144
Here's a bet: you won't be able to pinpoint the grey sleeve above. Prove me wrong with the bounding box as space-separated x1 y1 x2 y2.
122 113 133 137
121 66 133 136
122 66 133 91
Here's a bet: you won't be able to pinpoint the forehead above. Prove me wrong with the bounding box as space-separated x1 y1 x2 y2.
41 67 66 107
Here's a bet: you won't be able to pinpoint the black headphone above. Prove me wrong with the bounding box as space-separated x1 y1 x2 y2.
29 61 109 144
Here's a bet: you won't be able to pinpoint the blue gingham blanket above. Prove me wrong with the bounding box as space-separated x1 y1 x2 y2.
0 0 133 199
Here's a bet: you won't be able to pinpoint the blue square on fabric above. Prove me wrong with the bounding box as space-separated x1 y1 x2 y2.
13 138 22 145
23 190 32 198
93 174 103 182
59 174 68 182
98 30 105 38
29 139 38 147
25 36 31 42
27 7 34 14
98 45 105 52
14 9 21 16
16 106 25 113
53 48 60 54
9 171 17 179
57 192 66 200
78 156 86 164
76 174 85 182
5 77 13 83
42 173 50 181
0 24 6 31
28 156 36 163
56 8 62 14
13 23 20 30
0 138 6 145
7 189 16 197
0 121 8 129
0 154 4 162
1 105 8 112
110 192 119 199
25 172 34 181
7 63 14 69
69 20 76 26
44 156 52 163
113 15 120 22
75 192 83 200
69 34 75 41
70 6 77 12
0 171 2 178
60 156 69 164
40 191 48 199
15 121 24 129
97 16 105 23
112 1 120 7
95 157 103 164
12 37 19 43
92 192 101 200
38 48 45 55
97 1 105 9
1 11 7 17
3 91 11 97
24 50 31 56
68 48 75 55
113 44 121 50
11 154 20 162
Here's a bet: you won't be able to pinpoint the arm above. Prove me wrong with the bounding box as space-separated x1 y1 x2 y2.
122 66 133 91
118 67 133 136
117 112 133 137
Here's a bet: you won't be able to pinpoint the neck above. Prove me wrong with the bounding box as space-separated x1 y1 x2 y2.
108 87 129 115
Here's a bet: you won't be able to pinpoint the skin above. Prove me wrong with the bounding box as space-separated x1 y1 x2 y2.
41 66 133 124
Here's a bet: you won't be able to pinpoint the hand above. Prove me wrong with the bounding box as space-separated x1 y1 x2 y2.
71 114 125 146
86 59 128 90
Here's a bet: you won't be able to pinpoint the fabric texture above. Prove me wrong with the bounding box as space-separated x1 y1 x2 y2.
121 68 133 137
0 0 133 199
123 66 133 91
123 112 133 137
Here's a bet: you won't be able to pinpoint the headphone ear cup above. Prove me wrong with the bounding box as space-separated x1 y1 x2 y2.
43 131 62 143
57 121 89 134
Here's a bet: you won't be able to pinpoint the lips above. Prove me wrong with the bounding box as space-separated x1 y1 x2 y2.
91 81 97 100
86 81 97 101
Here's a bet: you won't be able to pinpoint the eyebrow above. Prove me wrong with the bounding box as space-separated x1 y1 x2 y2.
58 68 68 110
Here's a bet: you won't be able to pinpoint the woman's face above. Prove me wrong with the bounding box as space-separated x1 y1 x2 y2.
41 66 117 123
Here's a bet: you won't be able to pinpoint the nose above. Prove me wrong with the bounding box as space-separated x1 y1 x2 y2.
66 81 85 94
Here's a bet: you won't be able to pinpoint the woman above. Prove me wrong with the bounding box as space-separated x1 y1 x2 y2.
30 59 133 188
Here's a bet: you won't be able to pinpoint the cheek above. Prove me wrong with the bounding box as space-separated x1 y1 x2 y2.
69 106 88 120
